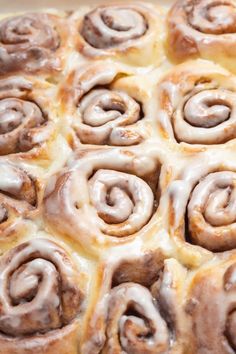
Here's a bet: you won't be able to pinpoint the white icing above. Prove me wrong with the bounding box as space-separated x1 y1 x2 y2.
0 12 61 74
157 59 236 145
187 259 236 353
44 148 158 253
76 88 142 145
71 2 165 66
0 238 81 336
108 283 169 353
81 6 147 49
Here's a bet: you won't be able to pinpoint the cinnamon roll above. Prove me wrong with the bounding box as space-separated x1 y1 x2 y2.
0 75 54 157
167 0 236 71
186 254 236 354
156 60 236 145
0 161 37 240
0 238 83 354
82 254 189 353
44 148 160 253
2 2 236 352
163 151 236 252
59 62 150 147
72 3 165 66
0 12 66 75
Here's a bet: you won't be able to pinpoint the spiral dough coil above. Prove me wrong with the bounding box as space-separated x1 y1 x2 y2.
0 75 55 156
60 62 147 147
44 149 160 254
74 3 165 66
156 60 236 145
167 0 236 71
0 238 84 354
82 255 188 354
187 257 236 353
0 13 63 74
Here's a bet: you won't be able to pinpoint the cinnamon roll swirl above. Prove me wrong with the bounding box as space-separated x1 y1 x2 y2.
0 12 66 75
0 238 83 354
60 62 149 147
0 75 54 156
167 0 236 71
164 151 236 252
44 148 160 253
82 254 188 353
73 3 165 66
0 161 37 239
186 254 236 354
104 283 169 354
156 60 236 145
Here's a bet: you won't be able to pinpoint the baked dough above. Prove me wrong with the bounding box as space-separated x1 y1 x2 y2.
73 3 166 66
0 1 236 353
167 0 236 72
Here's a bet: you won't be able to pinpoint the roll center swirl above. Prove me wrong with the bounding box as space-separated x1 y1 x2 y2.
184 90 231 128
88 169 154 236
81 6 147 49
80 89 140 127
0 14 59 50
0 98 44 134
185 171 236 251
107 283 169 354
